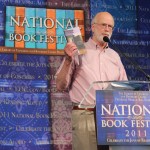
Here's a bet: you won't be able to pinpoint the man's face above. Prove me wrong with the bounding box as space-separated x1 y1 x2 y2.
92 13 114 44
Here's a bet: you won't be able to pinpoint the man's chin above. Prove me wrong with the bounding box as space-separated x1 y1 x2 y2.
98 38 105 43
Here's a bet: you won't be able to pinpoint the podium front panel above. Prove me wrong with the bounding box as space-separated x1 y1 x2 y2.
96 90 150 145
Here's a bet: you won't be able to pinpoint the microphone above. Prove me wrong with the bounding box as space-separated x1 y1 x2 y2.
103 36 150 81
103 36 110 43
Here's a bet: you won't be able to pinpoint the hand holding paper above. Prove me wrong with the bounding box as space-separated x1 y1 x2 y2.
64 27 86 55
64 27 86 65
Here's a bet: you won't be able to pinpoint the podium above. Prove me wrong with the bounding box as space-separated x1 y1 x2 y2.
80 80 150 150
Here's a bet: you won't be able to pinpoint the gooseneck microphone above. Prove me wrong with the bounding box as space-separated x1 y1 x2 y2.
103 36 150 81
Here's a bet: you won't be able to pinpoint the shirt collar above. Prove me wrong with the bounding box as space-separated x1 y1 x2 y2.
88 38 108 51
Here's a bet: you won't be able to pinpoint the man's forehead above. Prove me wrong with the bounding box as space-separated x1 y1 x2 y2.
96 14 114 24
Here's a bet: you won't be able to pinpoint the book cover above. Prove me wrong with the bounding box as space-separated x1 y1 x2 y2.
35 8 47 49
25 7 36 48
15 7 25 48
47 9 56 50
5 6 15 47
56 9 66 50
65 9 74 30
64 26 86 55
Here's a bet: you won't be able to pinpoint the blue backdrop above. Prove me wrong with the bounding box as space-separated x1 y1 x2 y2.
90 0 150 81
0 0 150 150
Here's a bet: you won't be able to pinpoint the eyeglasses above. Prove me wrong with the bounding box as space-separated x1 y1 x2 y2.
94 23 114 30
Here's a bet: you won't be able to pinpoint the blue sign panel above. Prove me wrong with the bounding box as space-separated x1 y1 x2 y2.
96 90 150 145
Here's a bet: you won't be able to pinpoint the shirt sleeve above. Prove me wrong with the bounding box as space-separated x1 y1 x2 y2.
55 57 75 91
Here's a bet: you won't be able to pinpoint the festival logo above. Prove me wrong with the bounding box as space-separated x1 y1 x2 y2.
1 6 85 57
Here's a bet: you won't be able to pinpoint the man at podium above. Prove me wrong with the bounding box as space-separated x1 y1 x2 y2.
56 12 127 150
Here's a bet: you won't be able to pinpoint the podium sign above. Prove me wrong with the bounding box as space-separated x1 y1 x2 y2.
96 90 150 145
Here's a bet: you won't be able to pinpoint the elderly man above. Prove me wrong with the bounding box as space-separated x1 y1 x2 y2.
56 12 127 150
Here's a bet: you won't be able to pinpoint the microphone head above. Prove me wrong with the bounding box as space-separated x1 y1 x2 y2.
103 36 110 42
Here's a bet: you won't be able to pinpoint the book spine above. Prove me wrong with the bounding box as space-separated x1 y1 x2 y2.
65 9 74 29
25 7 36 48
74 10 85 41
15 7 25 48
65 10 74 43
5 6 15 47
56 9 66 50
35 8 47 49
47 9 56 50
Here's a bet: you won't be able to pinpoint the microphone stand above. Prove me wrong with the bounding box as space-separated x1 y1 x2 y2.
103 36 150 81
